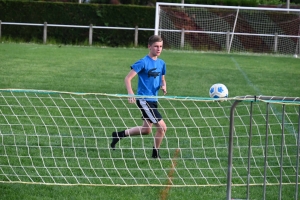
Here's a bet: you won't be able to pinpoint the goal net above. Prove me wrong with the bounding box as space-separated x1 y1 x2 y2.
155 3 300 55
0 89 299 188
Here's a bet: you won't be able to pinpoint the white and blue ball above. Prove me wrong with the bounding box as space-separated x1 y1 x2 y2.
209 83 228 98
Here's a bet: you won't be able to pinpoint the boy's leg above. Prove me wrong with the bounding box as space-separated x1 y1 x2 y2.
152 119 167 158
110 131 125 150
111 121 152 150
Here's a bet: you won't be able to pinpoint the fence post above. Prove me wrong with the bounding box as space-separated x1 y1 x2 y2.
274 32 278 53
43 22 47 44
181 28 184 48
89 24 93 46
226 31 230 52
134 26 138 47
0 20 2 40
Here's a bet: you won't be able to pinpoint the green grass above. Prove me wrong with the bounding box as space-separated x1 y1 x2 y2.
0 43 300 200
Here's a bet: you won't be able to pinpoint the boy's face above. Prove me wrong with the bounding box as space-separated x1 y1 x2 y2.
148 41 163 57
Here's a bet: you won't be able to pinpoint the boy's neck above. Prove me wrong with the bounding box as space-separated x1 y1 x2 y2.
148 53 157 60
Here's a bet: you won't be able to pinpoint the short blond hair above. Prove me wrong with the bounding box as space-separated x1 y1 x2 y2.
148 35 163 46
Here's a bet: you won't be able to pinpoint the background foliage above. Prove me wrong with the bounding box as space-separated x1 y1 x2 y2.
0 2 155 46
0 0 299 46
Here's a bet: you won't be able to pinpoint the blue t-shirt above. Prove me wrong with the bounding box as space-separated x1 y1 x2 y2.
131 55 166 102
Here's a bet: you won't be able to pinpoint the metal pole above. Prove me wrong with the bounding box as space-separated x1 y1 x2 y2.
246 101 254 200
226 100 242 200
228 8 239 54
279 104 285 200
263 103 270 200
295 106 300 200
154 3 160 35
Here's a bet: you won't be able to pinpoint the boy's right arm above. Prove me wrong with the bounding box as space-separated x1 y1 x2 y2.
124 69 137 103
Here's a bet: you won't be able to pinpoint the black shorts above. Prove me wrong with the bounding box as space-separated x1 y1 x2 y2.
136 99 162 123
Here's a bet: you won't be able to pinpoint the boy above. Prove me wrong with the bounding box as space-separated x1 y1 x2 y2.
110 35 167 159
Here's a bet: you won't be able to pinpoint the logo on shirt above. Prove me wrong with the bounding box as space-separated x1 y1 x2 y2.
148 68 160 78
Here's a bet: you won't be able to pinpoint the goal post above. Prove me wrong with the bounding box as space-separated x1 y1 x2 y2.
226 96 300 200
155 2 300 55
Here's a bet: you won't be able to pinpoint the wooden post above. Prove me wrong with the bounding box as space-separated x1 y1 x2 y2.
43 22 47 44
89 24 93 45
134 26 138 47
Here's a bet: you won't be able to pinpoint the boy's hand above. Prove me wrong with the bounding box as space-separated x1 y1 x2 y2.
161 86 167 95
128 94 136 104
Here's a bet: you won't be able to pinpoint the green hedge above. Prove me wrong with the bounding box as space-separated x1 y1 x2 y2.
1 0 297 46
0 2 155 46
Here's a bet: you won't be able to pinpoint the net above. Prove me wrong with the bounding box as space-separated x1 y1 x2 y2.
0 89 299 187
155 3 300 55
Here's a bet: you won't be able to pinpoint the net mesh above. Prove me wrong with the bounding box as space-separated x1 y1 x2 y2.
0 89 299 186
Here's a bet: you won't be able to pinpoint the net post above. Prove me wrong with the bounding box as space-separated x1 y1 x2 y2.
228 8 239 54
295 106 300 199
278 104 285 199
246 101 254 200
279 104 286 200
226 99 242 200
263 103 270 200
154 2 160 35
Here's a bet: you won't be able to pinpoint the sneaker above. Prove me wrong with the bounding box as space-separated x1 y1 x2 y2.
110 132 120 150
152 147 161 159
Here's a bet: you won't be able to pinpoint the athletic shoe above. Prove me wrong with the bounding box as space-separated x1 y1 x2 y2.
110 132 120 150
152 147 161 159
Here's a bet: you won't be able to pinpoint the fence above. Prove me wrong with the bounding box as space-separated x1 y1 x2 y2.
0 18 300 55
1 19 300 55
0 21 154 46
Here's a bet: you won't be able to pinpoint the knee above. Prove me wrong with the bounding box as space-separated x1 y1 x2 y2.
158 125 167 136
164 126 167 133
157 121 167 135
162 126 167 135
142 127 152 135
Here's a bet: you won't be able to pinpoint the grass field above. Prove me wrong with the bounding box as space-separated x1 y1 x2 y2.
0 42 300 200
